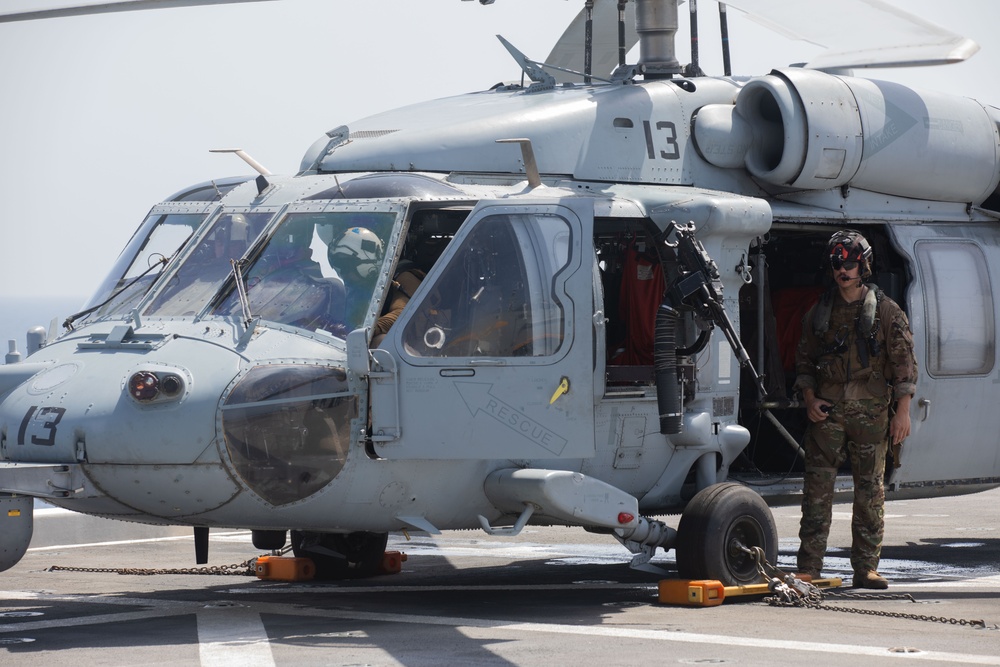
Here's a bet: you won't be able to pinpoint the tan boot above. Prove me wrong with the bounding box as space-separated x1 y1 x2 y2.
853 570 889 589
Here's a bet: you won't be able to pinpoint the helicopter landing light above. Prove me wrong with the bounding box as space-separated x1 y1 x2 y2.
128 371 159 401
127 370 185 403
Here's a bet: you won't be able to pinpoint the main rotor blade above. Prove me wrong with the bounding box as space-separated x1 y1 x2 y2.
0 0 275 23
545 0 639 83
724 0 979 69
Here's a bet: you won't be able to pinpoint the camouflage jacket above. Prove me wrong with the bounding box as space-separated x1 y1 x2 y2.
373 268 426 337
794 285 917 402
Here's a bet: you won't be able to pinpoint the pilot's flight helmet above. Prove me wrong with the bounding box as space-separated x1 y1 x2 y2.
827 230 873 276
226 213 249 243
208 213 250 259
330 227 384 280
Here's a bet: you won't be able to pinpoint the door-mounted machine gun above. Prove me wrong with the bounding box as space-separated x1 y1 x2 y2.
656 223 804 457
662 221 768 399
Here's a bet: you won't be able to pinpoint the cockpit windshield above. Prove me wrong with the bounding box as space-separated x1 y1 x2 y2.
145 212 273 317
81 212 209 321
212 209 397 336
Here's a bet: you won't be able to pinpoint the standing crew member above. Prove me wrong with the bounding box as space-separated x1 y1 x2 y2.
794 230 917 589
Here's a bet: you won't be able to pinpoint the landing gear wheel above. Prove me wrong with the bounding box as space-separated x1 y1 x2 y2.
251 529 287 551
290 530 389 580
675 482 778 586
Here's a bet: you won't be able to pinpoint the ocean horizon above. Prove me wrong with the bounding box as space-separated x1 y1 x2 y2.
1 295 89 361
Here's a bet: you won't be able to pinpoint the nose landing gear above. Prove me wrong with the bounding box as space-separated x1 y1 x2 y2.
290 529 389 579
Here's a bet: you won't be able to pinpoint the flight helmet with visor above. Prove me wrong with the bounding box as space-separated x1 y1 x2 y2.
828 229 873 278
329 226 385 282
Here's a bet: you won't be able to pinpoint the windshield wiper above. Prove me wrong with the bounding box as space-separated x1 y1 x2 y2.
230 258 253 328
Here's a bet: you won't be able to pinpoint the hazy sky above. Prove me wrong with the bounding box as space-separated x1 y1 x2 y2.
1 0 997 304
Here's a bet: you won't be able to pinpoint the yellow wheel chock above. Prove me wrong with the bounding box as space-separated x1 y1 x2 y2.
658 575 843 607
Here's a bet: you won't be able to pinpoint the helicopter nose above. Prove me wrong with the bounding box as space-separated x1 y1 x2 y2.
0 338 240 466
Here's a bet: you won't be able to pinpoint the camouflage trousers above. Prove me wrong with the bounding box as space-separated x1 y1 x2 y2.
797 398 889 575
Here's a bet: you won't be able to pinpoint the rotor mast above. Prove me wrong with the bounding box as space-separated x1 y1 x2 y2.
635 0 682 78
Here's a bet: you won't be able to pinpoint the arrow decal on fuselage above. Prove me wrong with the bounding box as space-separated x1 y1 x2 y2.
455 382 568 456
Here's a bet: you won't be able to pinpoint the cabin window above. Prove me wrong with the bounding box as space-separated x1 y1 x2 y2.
401 212 571 357
916 240 995 376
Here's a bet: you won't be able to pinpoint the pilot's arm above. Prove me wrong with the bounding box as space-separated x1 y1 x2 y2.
373 268 425 337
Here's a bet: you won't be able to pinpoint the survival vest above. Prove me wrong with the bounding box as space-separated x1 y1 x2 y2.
812 283 883 369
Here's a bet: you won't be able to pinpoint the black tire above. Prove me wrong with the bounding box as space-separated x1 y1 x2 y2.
251 529 287 551
675 482 778 586
290 530 389 580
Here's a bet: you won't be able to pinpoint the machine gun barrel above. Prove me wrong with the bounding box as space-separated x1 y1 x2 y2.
699 283 767 399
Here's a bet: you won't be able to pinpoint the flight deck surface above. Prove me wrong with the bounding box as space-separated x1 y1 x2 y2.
2 488 999 666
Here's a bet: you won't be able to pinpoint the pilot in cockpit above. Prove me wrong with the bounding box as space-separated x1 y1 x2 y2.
213 213 249 264
147 214 251 317
328 226 386 330
247 218 344 332
182 213 249 277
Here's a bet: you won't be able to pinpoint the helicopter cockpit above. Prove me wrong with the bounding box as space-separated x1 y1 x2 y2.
71 197 404 339
78 211 209 323
147 211 272 317
209 209 396 335
70 178 254 328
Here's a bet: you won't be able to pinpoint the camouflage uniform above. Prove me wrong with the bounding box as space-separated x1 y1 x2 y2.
373 267 426 338
793 285 917 575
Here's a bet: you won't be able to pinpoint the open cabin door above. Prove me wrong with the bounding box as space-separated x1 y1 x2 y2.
888 224 1000 490
370 198 596 460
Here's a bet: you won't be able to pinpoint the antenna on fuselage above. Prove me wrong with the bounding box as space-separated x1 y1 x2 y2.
496 138 542 189
209 148 271 175
210 148 272 195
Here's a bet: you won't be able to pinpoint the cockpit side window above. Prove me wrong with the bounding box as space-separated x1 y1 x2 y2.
401 212 571 358
82 212 208 321
145 212 273 317
212 210 396 335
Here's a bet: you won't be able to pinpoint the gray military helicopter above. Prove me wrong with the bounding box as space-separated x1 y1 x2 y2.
2 0 999 586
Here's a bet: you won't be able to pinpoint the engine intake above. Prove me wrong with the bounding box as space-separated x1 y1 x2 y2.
694 68 1000 204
